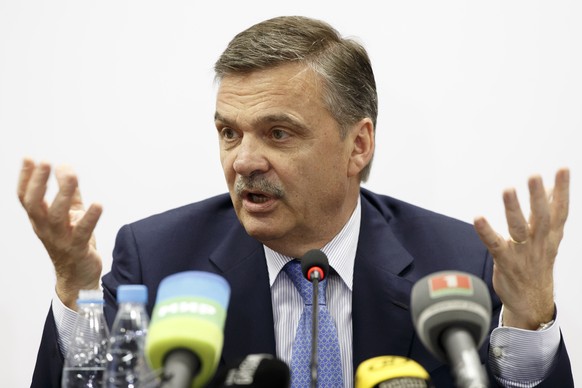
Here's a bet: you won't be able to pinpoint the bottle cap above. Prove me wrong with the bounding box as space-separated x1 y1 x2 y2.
117 284 148 304
77 289 104 304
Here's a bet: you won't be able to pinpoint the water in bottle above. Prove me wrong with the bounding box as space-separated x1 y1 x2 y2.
62 289 110 388
105 284 153 387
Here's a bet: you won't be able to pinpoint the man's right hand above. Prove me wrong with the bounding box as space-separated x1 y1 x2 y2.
17 158 103 311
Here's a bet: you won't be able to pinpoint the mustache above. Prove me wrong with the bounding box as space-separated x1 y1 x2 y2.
235 175 285 199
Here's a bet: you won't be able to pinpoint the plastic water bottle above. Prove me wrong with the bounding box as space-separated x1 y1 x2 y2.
105 284 153 387
62 289 110 388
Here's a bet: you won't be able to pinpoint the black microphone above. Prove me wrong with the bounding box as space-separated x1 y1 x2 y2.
215 354 290 387
300 249 330 388
354 355 433 388
410 271 491 388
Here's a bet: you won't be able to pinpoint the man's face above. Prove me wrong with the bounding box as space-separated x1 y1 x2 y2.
215 63 362 256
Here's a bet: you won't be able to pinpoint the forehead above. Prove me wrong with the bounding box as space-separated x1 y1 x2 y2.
215 63 329 125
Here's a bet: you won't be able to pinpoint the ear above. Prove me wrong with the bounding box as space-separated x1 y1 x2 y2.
347 118 375 178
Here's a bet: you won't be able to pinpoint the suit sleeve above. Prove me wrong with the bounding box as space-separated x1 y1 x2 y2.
30 307 64 388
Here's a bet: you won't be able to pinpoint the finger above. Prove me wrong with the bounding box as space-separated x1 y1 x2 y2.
22 161 52 221
17 158 36 204
473 216 507 258
528 175 551 241
71 203 103 248
55 164 85 210
503 188 528 243
550 168 570 230
47 166 80 233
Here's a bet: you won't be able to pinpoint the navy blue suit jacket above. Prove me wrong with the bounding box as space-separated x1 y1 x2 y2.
31 188 573 387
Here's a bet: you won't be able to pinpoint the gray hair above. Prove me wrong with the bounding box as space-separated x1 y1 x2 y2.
214 16 377 181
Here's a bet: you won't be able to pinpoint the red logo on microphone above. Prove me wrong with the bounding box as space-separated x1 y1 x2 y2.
429 273 474 298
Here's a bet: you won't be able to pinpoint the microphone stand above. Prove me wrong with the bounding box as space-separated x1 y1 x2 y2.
300 250 330 388
310 271 322 388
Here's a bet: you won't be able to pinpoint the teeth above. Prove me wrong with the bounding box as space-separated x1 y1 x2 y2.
249 193 269 203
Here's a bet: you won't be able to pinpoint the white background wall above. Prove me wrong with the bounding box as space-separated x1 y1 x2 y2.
1 1 580 386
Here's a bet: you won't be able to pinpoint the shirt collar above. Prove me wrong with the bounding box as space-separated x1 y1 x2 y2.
264 196 361 290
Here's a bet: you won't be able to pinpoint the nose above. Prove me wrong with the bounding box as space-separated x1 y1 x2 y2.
232 136 270 177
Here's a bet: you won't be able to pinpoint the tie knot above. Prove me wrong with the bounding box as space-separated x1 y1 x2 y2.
283 260 327 305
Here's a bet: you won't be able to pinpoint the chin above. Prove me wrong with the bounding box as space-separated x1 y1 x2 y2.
240 217 286 243
243 225 282 242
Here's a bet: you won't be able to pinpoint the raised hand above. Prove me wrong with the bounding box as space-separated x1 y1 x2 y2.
473 168 569 330
17 158 103 310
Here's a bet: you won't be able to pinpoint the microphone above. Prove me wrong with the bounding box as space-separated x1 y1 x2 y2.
300 249 329 388
145 271 230 388
410 271 491 388
354 355 432 388
215 353 290 387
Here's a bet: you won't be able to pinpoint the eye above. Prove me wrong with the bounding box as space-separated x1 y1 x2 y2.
271 128 290 140
219 127 240 141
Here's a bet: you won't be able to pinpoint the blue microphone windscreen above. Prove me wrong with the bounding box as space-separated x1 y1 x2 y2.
155 271 230 308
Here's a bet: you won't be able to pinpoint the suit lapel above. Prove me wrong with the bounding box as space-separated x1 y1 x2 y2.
352 194 416 370
208 221 277 365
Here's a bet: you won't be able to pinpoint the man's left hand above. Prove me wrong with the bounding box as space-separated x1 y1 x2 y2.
473 168 570 330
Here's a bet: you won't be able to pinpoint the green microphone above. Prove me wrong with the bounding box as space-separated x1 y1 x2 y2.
145 271 230 388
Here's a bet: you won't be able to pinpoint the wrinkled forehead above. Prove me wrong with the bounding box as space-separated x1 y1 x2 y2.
216 62 323 95
215 63 327 118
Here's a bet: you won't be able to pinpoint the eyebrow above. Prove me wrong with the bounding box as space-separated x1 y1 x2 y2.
214 112 307 132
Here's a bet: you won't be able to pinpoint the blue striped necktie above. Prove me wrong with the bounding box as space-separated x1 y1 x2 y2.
283 259 343 387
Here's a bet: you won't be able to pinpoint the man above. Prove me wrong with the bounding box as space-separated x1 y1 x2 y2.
19 16 573 387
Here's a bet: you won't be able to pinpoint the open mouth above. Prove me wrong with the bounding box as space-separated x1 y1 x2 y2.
235 177 284 209
247 192 271 203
